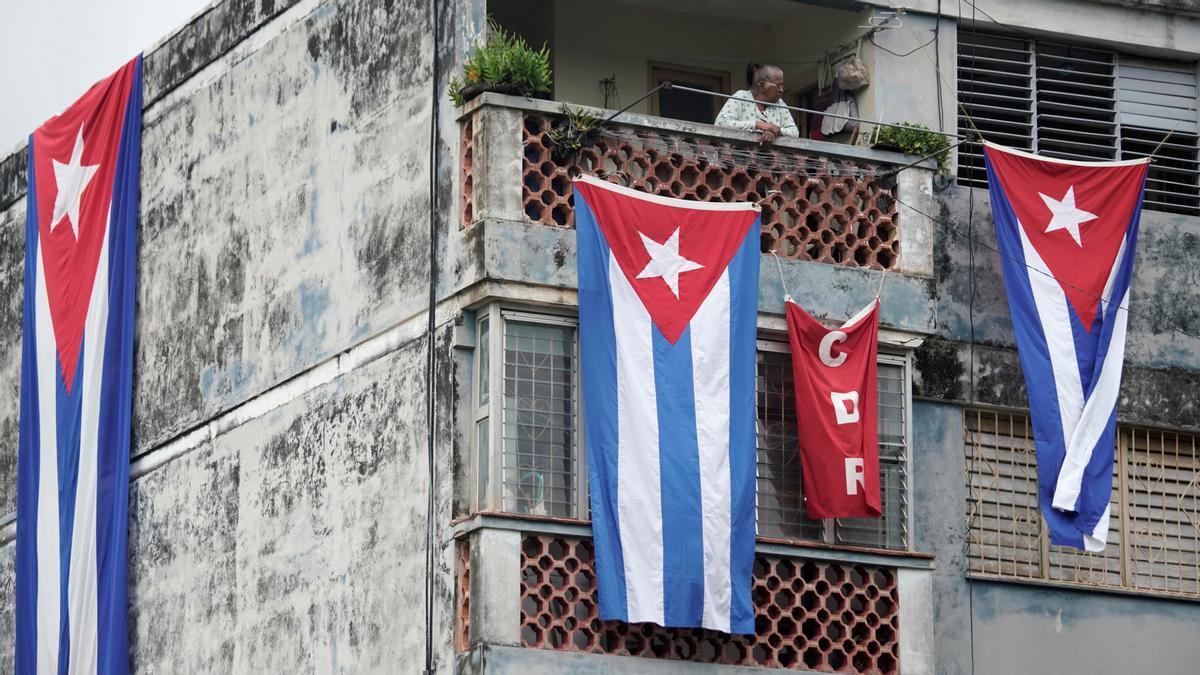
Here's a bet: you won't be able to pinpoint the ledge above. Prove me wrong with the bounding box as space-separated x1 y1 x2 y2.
450 218 938 336
967 572 1200 605
457 643 828 675
456 92 937 172
451 513 936 571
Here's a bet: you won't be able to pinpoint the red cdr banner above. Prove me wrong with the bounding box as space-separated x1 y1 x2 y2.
787 299 882 519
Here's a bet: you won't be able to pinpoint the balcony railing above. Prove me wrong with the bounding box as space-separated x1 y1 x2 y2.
459 94 940 274
453 517 935 674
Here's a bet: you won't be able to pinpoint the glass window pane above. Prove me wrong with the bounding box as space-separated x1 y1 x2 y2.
478 317 490 407
501 320 577 518
476 419 489 510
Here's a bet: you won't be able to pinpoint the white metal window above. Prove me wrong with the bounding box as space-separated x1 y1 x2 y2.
473 306 584 518
957 30 1200 216
755 340 912 550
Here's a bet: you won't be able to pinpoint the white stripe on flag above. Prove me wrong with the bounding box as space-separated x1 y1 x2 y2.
611 253 664 625
1053 287 1131 514
1018 225 1084 458
69 220 109 675
1085 504 1113 553
690 270 733 633
35 244 61 675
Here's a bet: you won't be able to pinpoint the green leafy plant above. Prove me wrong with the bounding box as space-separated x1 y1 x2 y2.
873 122 952 173
449 20 552 107
545 104 602 161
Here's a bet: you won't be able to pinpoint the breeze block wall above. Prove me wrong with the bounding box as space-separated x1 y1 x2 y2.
0 0 479 670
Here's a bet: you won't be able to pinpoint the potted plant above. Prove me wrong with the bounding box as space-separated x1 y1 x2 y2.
545 104 602 162
872 122 952 174
450 20 552 106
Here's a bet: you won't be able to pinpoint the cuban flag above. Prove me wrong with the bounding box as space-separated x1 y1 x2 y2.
984 142 1149 552
16 56 142 674
575 175 760 634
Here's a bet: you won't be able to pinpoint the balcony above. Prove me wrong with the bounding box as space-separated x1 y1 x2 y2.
452 516 934 675
458 93 939 278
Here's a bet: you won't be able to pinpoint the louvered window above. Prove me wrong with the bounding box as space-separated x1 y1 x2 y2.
965 409 1200 598
958 30 1199 216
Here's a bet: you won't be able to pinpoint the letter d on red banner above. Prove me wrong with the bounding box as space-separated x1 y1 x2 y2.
786 299 882 519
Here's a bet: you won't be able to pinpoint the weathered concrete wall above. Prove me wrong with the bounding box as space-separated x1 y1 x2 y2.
0 0 436 521
873 0 1200 57
911 400 973 675
0 0 485 671
970 581 1200 675
917 184 1200 430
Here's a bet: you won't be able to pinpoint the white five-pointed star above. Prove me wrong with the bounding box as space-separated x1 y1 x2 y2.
50 126 100 239
1038 186 1097 247
636 227 704 298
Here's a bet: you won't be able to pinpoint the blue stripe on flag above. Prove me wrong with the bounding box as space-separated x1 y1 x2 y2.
96 56 141 675
726 218 761 634
653 326 704 628
575 192 629 622
15 140 42 675
984 159 1078 546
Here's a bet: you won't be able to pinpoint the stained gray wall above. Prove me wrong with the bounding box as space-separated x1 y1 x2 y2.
0 0 482 671
971 581 1200 675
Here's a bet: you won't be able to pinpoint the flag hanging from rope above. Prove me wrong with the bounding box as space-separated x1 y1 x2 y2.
786 298 881 519
16 56 142 675
983 141 1149 552
575 175 760 634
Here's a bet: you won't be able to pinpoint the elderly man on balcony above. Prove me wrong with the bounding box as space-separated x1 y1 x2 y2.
715 63 800 144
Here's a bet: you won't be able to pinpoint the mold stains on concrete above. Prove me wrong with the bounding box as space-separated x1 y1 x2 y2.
123 339 435 672
142 0 304 104
0 152 25 211
302 0 433 118
913 339 965 402
0 203 26 512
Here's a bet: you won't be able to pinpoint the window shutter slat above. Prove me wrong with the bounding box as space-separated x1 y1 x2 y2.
958 29 1200 215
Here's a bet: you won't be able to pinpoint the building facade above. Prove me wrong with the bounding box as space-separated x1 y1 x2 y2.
0 0 1196 673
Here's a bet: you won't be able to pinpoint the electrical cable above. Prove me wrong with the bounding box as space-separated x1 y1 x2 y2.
869 32 936 58
596 126 890 178
892 194 1200 344
424 0 442 672
934 0 945 134
662 82 965 139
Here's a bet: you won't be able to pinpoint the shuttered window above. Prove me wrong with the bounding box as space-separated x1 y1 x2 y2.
958 30 1200 216
965 409 1200 598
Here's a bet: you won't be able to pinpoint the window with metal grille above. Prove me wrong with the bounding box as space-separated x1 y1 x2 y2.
965 409 1200 598
472 307 913 553
756 341 911 550
957 30 1200 216
474 307 583 518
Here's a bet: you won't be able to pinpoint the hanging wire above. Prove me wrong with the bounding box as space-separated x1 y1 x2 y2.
662 82 965 139
770 250 793 302
595 126 886 179
892 194 1200 344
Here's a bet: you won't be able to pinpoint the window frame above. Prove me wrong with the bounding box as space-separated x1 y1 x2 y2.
964 407 1200 600
473 304 586 518
647 60 732 122
471 305 915 551
956 28 1200 215
756 335 914 551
